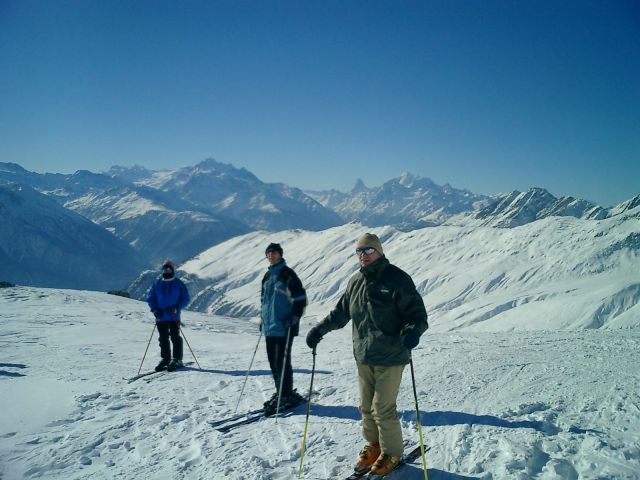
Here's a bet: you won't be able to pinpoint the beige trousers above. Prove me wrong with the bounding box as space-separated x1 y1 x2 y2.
357 363 405 457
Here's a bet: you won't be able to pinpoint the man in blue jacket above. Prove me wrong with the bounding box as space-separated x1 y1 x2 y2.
261 243 307 414
147 260 191 372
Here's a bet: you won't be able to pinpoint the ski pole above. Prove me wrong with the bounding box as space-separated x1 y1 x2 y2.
137 322 157 376
234 330 263 414
274 326 292 421
409 356 429 480
297 346 317 479
179 325 202 370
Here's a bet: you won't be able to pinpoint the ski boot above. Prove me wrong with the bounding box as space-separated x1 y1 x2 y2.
155 359 170 372
369 453 401 476
263 392 278 411
354 443 381 473
167 358 184 372
282 390 304 409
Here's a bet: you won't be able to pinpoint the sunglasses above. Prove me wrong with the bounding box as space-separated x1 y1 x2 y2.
355 247 377 256
162 266 174 272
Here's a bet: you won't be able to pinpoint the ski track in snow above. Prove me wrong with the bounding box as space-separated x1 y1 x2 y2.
0 287 639 479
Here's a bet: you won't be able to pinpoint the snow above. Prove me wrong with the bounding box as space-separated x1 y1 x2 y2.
66 191 169 222
171 206 639 332
1 286 639 479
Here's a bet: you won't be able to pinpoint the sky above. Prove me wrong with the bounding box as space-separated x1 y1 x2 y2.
0 0 638 207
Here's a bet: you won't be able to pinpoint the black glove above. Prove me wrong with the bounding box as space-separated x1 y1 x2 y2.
402 328 421 350
169 306 178 315
306 326 323 349
285 316 300 328
152 309 161 319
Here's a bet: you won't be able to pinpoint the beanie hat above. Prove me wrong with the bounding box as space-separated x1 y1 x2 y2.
162 259 176 271
265 242 283 256
161 259 176 280
356 233 383 255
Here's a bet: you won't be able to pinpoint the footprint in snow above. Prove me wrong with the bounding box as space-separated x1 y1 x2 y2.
171 413 189 423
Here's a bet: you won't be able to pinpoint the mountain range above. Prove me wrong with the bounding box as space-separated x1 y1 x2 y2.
127 198 640 331
1 159 638 293
307 173 493 229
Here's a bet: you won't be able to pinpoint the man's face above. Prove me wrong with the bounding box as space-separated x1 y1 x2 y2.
266 250 282 266
356 247 381 268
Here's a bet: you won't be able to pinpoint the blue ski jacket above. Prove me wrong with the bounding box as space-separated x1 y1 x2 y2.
147 277 190 322
261 259 307 337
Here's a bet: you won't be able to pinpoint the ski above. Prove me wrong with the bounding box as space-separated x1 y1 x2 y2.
213 397 307 433
125 362 194 383
343 445 430 480
344 467 372 480
207 407 265 428
214 409 295 433
126 370 161 383
365 444 430 479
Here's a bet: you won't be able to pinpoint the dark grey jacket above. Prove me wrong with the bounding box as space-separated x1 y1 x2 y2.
315 256 428 366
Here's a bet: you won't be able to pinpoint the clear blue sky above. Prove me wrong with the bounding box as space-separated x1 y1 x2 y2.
1 0 638 206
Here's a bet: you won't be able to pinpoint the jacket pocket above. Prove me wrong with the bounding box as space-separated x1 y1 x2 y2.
366 293 400 336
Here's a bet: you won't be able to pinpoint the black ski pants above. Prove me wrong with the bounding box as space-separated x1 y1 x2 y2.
157 321 183 360
265 333 295 397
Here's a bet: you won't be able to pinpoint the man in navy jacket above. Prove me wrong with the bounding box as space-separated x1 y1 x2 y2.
261 243 307 413
147 260 191 372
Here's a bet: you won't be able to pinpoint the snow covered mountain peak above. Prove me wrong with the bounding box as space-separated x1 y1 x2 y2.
0 162 29 174
472 187 599 227
309 172 491 229
106 164 155 184
610 194 640 217
396 171 435 189
350 178 369 193
187 158 260 185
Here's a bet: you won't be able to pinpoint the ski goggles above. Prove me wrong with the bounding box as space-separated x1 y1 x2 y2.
355 247 377 256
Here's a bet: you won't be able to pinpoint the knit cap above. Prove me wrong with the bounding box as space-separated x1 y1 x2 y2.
356 233 383 255
162 259 176 271
265 242 283 256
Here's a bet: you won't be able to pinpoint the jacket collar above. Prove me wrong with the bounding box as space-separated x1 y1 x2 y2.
360 256 389 279
268 259 286 274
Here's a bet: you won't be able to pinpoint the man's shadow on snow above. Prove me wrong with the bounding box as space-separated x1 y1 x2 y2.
390 465 479 479
182 366 332 377
309 405 559 435
404 410 561 435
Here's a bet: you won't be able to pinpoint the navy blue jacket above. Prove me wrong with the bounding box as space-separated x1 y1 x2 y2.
261 260 307 337
147 277 190 322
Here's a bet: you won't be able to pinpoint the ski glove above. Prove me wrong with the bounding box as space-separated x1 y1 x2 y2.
168 306 178 315
402 327 421 350
306 326 323 349
285 316 300 328
152 309 161 319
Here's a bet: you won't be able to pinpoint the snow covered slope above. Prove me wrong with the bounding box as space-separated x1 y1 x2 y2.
64 186 248 266
129 200 640 332
0 181 144 291
1 286 638 479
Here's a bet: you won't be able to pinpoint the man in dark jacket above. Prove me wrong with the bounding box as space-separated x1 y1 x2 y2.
261 242 307 414
306 233 428 476
147 259 191 372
